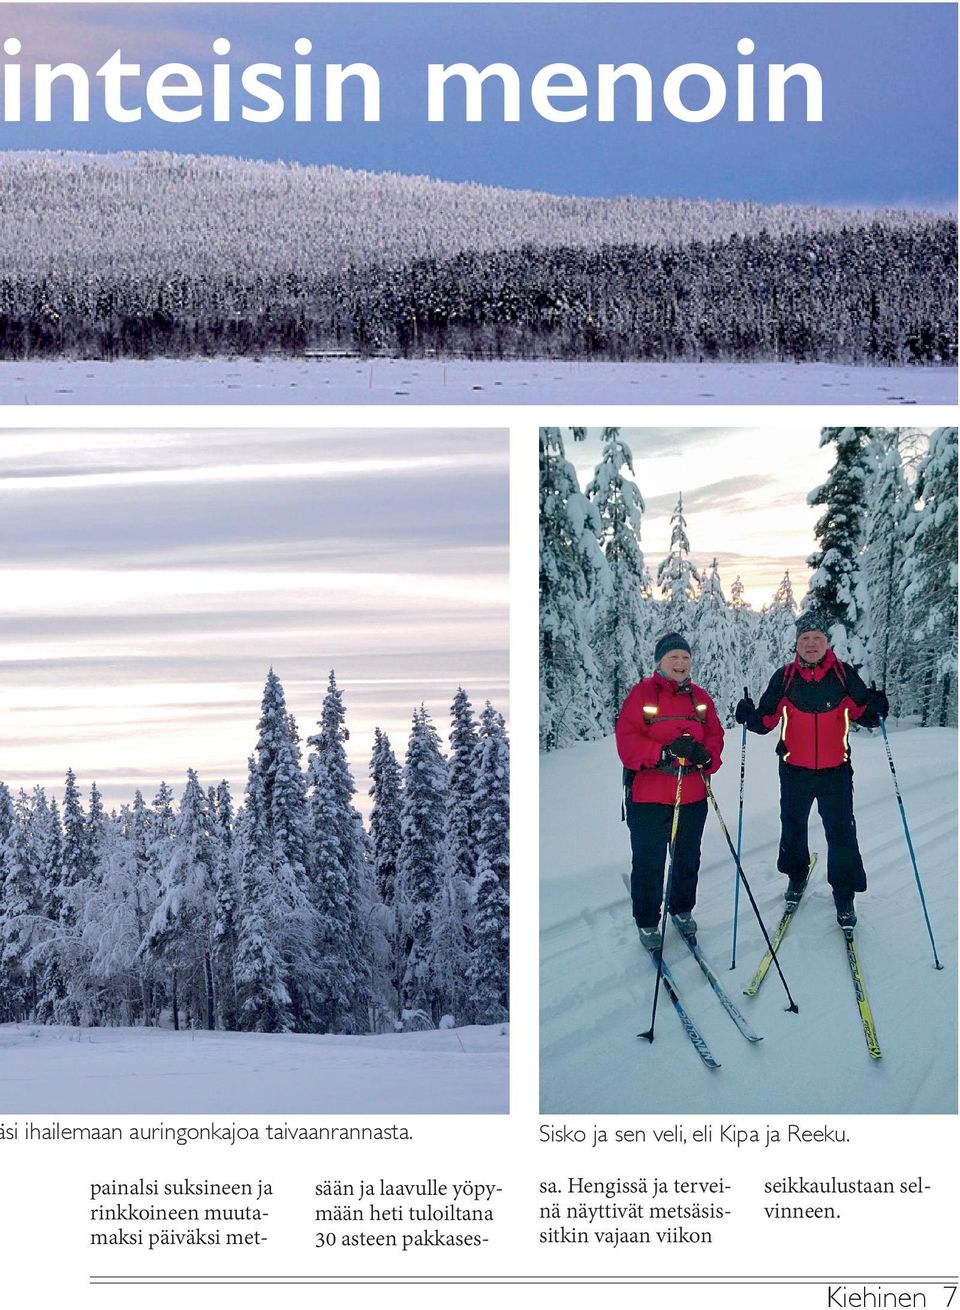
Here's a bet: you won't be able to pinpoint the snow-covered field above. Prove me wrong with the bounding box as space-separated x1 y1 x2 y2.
0 358 954 405
0 1022 508 1114
540 727 957 1115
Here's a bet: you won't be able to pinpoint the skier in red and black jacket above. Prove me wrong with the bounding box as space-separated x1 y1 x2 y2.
616 632 725 951
735 611 888 930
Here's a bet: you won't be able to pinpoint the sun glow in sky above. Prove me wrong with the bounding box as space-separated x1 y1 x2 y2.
570 426 835 610
0 428 509 813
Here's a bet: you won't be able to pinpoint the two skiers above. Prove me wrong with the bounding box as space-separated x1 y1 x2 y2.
735 611 888 929
616 633 725 950
616 613 890 948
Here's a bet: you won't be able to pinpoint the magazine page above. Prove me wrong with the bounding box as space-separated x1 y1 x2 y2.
0 2 955 1307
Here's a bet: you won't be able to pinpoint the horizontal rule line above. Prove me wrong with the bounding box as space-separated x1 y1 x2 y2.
90 1277 959 1285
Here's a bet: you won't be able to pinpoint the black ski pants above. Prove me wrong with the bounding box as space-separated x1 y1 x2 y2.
626 797 707 929
777 760 866 899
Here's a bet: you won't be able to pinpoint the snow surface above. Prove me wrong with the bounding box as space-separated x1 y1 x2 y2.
540 728 957 1114
0 1022 508 1114
0 359 954 405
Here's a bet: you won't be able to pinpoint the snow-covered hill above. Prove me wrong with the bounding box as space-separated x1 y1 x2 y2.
540 728 956 1114
0 1022 508 1114
0 150 935 278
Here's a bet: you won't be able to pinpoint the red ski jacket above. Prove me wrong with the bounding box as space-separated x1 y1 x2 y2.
616 672 724 805
747 650 878 770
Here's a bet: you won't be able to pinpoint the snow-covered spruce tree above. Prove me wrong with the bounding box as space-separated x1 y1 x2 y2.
657 493 702 636
446 688 479 885
468 704 510 1025
233 758 293 1033
428 859 472 1024
203 780 237 1027
369 728 402 908
78 809 146 1026
306 671 371 1033
210 780 238 1029
540 427 608 750
395 705 448 1017
128 789 162 1025
585 428 652 721
142 769 218 1031
368 727 403 1018
252 668 321 1032
30 791 65 1023
804 427 872 664
902 427 958 726
859 430 913 700
694 559 737 724
0 782 17 1020
758 571 800 673
728 576 758 706
0 790 49 1021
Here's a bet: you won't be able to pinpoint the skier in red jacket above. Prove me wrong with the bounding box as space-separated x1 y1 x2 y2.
616 632 725 951
735 611 888 929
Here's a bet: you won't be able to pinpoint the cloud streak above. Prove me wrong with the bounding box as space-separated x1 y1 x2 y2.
0 428 509 812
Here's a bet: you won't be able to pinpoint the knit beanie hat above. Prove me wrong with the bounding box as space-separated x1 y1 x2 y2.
795 611 828 639
655 632 691 663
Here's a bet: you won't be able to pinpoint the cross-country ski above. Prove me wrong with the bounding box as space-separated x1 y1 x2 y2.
637 936 721 1069
842 928 883 1060
744 854 819 997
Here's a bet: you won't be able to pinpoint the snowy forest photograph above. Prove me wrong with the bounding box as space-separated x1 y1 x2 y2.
0 428 509 1113
540 426 956 1115
0 3 956 403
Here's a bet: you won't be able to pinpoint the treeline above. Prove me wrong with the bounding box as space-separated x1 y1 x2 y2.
2 151 929 280
0 674 509 1035
540 427 957 751
1 220 953 365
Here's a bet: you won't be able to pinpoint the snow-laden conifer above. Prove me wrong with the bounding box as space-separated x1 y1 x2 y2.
447 688 479 885
860 432 913 698
540 427 608 748
234 759 293 1033
657 493 702 634
903 427 958 726
468 704 510 1025
586 428 653 720
307 671 371 1033
804 427 872 664
694 559 737 724
142 769 218 1030
396 706 448 1015
251 669 320 1031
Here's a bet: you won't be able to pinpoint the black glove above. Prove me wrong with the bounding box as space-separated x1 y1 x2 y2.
664 733 711 769
866 687 889 720
734 696 755 726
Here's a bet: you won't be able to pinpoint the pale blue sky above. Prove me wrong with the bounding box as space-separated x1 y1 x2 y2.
1 3 955 206
0 429 509 810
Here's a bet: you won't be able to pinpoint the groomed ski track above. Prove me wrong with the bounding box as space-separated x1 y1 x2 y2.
540 727 956 1114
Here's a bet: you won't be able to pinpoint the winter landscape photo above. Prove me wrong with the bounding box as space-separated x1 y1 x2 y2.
0 2 955 404
539 426 957 1114
0 428 510 1113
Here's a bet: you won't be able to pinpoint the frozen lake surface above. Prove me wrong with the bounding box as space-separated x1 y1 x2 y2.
0 1021 508 1114
0 358 954 405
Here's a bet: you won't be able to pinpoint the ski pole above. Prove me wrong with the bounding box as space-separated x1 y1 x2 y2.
730 685 749 970
878 716 943 970
703 773 799 1013
640 762 685 1045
